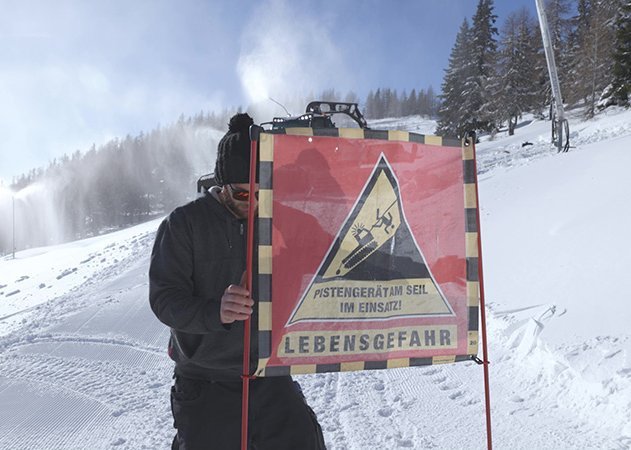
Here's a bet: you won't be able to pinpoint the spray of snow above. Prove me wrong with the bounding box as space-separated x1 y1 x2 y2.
0 125 224 256
236 0 351 119
0 181 66 255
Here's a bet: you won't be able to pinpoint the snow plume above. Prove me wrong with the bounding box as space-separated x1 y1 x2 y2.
0 121 225 256
237 0 351 121
0 182 64 256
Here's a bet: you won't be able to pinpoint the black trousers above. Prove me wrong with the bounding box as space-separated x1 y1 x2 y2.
170 374 326 450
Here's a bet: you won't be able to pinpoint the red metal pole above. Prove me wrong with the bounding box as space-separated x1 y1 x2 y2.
471 137 493 450
241 135 258 450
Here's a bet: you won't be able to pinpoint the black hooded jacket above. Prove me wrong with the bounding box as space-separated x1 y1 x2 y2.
149 192 258 381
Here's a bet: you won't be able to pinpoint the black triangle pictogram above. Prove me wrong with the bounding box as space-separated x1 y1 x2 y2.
287 154 454 325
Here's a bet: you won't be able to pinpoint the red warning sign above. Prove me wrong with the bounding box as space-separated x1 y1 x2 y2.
256 130 479 376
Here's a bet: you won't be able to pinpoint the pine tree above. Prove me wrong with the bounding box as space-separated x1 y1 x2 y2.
344 90 360 104
578 0 619 116
383 89 392 118
320 88 339 102
406 89 418 116
365 90 375 119
496 8 538 135
374 89 384 118
609 0 631 106
386 89 402 117
565 0 592 105
400 89 408 116
464 0 499 133
426 86 438 117
419 88 431 116
436 18 474 137
545 0 574 93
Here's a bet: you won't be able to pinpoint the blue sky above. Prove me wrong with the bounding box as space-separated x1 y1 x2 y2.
0 0 538 183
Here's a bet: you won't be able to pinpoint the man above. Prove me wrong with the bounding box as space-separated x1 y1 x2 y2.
149 113 325 449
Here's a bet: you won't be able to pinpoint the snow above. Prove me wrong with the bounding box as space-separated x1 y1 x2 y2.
1 107 631 449
368 115 439 135
0 220 161 336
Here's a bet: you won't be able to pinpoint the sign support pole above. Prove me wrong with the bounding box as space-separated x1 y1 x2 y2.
12 195 16 259
468 135 493 450
241 129 259 450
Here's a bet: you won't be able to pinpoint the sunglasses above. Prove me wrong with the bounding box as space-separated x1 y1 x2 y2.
228 184 259 202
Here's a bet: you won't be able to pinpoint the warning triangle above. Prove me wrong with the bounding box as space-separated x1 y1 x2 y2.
287 154 454 325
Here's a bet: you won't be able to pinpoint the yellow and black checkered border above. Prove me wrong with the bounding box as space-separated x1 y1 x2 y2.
255 129 478 377
256 355 475 377
256 132 274 378
462 135 480 358
263 127 462 147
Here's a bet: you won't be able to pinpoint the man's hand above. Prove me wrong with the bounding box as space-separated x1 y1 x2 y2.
220 272 253 324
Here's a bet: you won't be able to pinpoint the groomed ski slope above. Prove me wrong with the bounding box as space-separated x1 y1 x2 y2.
0 107 630 449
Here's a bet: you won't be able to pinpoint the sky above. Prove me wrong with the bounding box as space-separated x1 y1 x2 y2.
0 0 538 184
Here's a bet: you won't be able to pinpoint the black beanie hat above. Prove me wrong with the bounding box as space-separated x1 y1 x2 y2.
214 113 258 186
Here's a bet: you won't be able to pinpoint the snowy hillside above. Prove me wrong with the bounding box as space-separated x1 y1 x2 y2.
1 107 630 449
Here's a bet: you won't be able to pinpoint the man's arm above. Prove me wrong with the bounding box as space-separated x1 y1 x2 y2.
149 209 226 334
